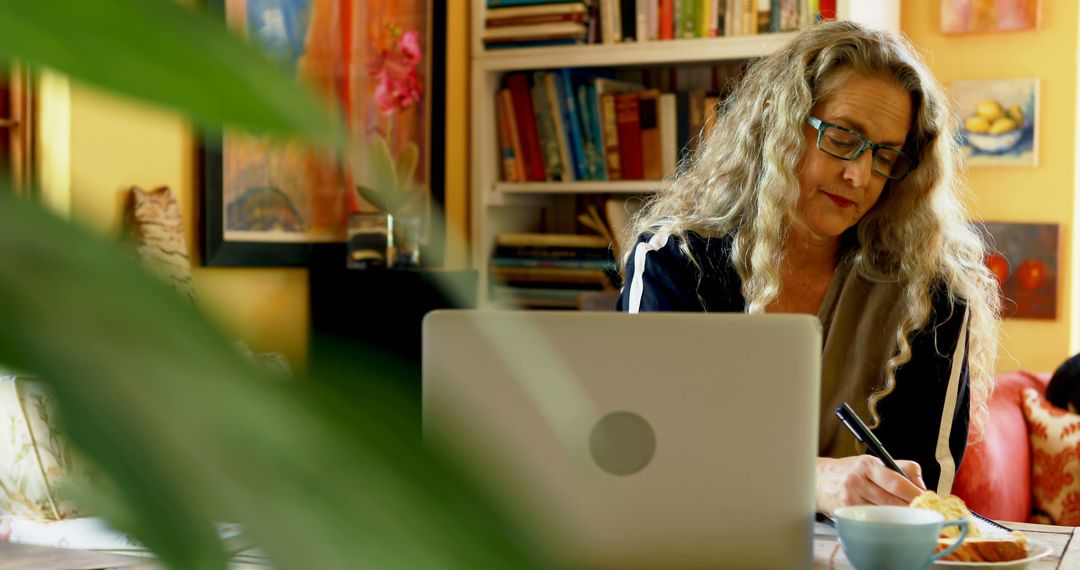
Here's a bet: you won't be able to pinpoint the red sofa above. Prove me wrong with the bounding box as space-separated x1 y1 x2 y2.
951 370 1050 523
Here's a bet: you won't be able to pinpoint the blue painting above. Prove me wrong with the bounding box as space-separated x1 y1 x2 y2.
952 78 1039 167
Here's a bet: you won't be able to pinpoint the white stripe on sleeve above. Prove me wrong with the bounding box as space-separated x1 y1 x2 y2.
932 307 969 494
627 231 671 314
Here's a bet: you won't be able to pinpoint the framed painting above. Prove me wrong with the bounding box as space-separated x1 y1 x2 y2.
201 0 446 267
982 222 1058 320
942 0 1040 34
952 78 1038 167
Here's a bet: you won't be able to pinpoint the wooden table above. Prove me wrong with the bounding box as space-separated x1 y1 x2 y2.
4 522 1078 569
0 542 269 570
814 521 1080 569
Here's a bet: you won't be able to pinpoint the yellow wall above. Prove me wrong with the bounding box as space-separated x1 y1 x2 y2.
56 2 471 368
903 0 1077 373
65 84 311 366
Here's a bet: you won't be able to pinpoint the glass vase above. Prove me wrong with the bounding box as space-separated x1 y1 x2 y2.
346 212 421 269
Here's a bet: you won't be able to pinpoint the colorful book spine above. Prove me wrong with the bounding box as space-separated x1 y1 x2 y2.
615 92 643 180
638 90 663 180
488 0 586 6
600 92 622 180
531 71 563 181
498 89 527 182
575 82 602 180
495 89 519 181
506 73 546 181
659 0 675 39
486 13 588 27
679 0 699 38
620 0 637 41
490 257 615 270
658 93 678 178
585 82 608 180
557 69 589 181
543 72 576 181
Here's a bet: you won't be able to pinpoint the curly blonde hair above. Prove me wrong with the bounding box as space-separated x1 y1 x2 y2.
623 21 1001 434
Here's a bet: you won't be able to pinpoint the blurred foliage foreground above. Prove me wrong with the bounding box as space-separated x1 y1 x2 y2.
0 0 547 568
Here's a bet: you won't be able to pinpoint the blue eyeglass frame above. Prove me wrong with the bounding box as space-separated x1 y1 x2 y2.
806 116 918 181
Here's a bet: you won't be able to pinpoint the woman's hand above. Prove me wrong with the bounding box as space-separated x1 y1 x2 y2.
816 455 927 515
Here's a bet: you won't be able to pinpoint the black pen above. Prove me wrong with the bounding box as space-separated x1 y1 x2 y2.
833 402 1015 533
834 402 910 481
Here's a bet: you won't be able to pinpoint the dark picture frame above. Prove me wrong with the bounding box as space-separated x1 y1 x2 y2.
200 0 446 268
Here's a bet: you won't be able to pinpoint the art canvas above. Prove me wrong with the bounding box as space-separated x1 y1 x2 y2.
952 78 1038 167
982 222 1058 320
942 0 1040 34
203 0 443 266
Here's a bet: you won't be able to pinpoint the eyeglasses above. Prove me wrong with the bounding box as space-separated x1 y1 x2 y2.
806 116 918 181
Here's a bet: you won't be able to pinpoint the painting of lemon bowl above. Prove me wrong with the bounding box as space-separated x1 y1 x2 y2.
952 78 1038 166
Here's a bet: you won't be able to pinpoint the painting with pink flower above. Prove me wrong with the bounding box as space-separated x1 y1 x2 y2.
942 0 1041 34
202 0 445 266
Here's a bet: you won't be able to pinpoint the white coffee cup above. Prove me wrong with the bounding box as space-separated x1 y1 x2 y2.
834 505 969 570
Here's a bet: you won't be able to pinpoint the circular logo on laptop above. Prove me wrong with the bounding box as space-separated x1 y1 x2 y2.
589 411 656 475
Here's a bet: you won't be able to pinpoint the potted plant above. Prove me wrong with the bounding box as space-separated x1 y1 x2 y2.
349 26 426 269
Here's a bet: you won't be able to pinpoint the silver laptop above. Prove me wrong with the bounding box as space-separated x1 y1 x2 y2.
423 310 821 569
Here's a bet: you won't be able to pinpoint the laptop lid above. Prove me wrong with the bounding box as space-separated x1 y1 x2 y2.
422 310 820 569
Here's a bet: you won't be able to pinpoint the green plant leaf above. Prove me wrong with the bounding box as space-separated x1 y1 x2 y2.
395 141 420 193
0 190 549 569
0 0 341 146
358 136 400 212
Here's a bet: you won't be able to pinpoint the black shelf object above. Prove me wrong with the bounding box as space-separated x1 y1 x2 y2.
308 266 478 434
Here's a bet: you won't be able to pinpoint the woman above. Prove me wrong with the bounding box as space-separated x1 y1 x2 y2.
616 21 1000 515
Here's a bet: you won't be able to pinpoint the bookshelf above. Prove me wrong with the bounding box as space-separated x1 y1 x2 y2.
469 0 900 308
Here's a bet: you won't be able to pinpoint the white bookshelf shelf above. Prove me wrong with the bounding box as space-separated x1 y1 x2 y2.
475 33 796 72
495 181 668 194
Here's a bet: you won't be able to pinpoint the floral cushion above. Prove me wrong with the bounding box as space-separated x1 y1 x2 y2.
0 375 84 521
1021 387 1080 524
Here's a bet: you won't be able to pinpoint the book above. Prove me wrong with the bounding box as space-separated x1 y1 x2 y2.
482 22 588 42
491 286 603 309
638 89 663 180
620 0 637 41
615 92 643 180
583 82 607 180
600 92 622 180
531 71 564 181
496 232 611 249
776 0 799 30
506 73 546 181
659 0 674 39
575 82 606 180
645 0 658 40
491 256 615 270
679 0 699 38
701 0 713 37
819 0 836 20
556 69 589 181
498 89 527 182
490 266 610 285
756 0 772 33
488 0 590 6
601 0 622 43
494 90 520 181
544 72 576 181
486 2 588 19
495 244 612 260
484 38 585 49
486 13 588 27
658 93 678 179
